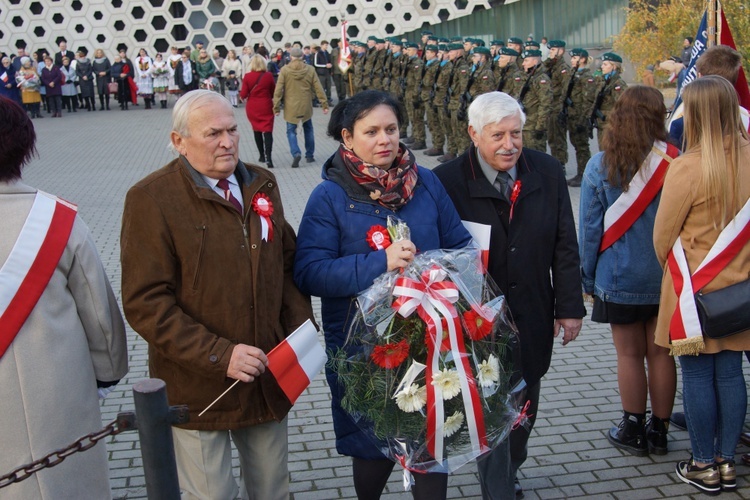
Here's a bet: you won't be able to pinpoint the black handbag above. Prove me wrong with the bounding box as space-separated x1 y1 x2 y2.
694 278 750 339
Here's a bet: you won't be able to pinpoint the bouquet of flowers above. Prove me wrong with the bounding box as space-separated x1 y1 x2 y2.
331 219 525 476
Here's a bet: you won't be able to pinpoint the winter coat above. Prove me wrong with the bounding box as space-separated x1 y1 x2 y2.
272 59 328 124
221 57 242 79
40 65 63 96
174 60 197 92
92 57 112 95
0 181 128 500
16 66 41 104
434 146 587 386
293 150 472 459
75 58 96 98
60 64 78 97
195 56 216 81
121 157 313 430
240 70 275 132
0 64 22 104
653 139 750 352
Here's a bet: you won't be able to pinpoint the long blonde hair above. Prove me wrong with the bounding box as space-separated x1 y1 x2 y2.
682 75 749 228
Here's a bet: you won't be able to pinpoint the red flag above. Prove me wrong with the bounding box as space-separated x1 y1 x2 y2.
266 319 326 405
719 8 750 110
338 20 351 73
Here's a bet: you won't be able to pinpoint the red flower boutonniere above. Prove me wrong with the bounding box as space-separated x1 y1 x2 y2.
509 180 521 222
366 225 392 251
252 193 274 242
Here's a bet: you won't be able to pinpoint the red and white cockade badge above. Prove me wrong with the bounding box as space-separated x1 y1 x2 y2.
366 225 392 251
509 180 521 222
252 193 274 242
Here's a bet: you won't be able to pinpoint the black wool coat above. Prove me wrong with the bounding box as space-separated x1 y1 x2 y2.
434 145 586 386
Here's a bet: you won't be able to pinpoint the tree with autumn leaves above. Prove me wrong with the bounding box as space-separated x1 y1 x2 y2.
614 0 750 81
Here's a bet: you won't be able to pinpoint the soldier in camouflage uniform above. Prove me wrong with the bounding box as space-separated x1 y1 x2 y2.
468 47 496 100
593 52 627 150
431 44 453 158
446 43 472 159
544 40 571 168
387 39 409 138
421 44 444 156
404 43 426 149
565 49 598 187
507 37 525 71
370 38 387 91
490 39 504 59
351 42 367 94
494 47 526 99
518 49 553 153
361 36 378 91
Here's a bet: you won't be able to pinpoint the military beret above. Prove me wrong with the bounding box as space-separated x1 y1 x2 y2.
490 39 505 47
448 42 464 51
424 44 439 52
427 36 438 43
507 37 523 45
602 52 623 63
471 47 491 57
438 44 448 52
476 39 486 46
375 38 386 44
390 38 402 46
406 42 419 49
570 48 589 58
367 35 378 41
450 36 463 42
500 47 520 57
523 49 542 58
547 40 566 48
524 40 540 48
438 37 450 43
421 30 433 36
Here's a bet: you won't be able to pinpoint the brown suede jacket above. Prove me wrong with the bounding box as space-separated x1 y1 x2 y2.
121 156 313 430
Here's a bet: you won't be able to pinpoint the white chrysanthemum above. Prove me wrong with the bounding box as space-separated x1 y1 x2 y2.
477 354 500 388
431 368 462 400
443 411 465 437
395 384 427 413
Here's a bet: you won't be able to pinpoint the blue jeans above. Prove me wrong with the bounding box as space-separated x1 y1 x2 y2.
286 119 314 159
679 350 747 463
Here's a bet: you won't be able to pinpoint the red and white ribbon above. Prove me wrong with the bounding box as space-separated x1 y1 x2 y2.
667 197 750 347
392 267 488 463
600 141 679 253
251 193 274 242
0 192 77 358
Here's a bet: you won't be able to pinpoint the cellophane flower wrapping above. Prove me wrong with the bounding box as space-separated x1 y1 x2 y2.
331 246 525 475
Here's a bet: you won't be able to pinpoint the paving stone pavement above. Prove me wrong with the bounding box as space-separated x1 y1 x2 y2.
18 97 750 500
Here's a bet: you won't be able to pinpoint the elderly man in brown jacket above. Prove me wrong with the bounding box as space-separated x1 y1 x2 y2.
273 47 328 168
121 90 314 500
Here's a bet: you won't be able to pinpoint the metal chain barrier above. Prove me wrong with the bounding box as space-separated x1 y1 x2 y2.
0 412 136 489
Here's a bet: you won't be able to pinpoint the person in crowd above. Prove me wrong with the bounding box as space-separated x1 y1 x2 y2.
330 39 349 102
0 56 22 105
92 48 112 111
16 56 42 118
313 40 333 103
174 50 197 96
241 45 254 76
196 48 217 86
121 89 313 500
54 40 74 67
151 53 170 109
273 47 329 168
0 95 128 500
75 49 96 111
111 54 130 110
12 47 27 73
167 46 182 96
34 51 48 113
565 48 598 187
134 48 154 109
221 49 242 90
294 89 472 500
592 52 627 149
680 37 694 67
240 55 276 169
212 49 225 95
654 75 750 496
267 50 281 81
225 70 240 107
119 49 137 104
190 40 203 63
579 86 678 457
642 65 656 87
40 55 63 117
433 91 585 499
59 55 78 113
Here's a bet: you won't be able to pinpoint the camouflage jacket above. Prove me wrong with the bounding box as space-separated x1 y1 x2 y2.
433 59 453 108
519 65 552 131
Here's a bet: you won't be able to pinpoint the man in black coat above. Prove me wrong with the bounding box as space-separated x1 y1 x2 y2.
434 91 586 500
54 40 75 68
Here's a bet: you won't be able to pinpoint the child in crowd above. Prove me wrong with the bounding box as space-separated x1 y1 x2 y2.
226 70 240 107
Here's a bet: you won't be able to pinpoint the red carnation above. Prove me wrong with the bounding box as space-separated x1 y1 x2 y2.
463 307 495 341
371 339 410 369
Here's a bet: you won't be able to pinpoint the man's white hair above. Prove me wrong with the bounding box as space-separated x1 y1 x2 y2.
468 91 526 134
172 89 231 138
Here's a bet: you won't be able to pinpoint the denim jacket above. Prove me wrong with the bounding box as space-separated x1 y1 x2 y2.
578 152 662 304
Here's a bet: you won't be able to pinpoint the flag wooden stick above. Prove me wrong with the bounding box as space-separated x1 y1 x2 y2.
198 379 240 417
707 0 717 47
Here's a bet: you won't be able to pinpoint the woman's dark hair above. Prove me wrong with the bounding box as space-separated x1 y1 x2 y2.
0 96 37 181
327 90 404 142
600 85 668 189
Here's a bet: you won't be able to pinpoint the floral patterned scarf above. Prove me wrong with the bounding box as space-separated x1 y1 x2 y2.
338 143 418 211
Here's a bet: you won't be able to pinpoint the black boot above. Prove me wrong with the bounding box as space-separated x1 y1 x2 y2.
645 415 669 455
607 411 647 457
161 100 167 109
254 131 265 163
263 132 273 169
105 95 110 110
99 95 105 110
145 100 151 109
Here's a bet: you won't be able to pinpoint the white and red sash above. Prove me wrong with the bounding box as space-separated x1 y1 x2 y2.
599 141 679 253
667 197 750 355
0 192 77 358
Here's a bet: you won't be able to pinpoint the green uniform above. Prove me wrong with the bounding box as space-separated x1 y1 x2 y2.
422 58 444 151
494 64 526 99
387 52 405 98
371 49 387 91
594 72 627 149
448 55 471 154
567 67 598 176
362 47 377 90
433 59 453 153
353 53 366 94
518 65 553 153
545 56 571 166
468 61 496 100
405 55 426 145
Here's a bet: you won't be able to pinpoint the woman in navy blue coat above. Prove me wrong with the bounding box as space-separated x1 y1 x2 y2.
294 90 471 500
0 57 22 105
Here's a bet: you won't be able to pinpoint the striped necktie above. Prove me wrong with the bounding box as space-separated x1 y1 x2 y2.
494 171 512 201
216 178 242 213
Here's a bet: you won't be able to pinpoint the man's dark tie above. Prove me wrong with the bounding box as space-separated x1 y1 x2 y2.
216 178 242 213
494 171 512 201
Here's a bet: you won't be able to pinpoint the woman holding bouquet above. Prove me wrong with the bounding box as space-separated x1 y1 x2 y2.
294 90 471 500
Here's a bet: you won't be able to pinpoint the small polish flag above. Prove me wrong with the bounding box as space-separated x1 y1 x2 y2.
0 72 7 83
462 220 491 271
267 319 326 405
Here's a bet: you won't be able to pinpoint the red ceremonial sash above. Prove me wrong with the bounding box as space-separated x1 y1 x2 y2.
666 197 750 354
599 141 679 253
0 192 77 358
